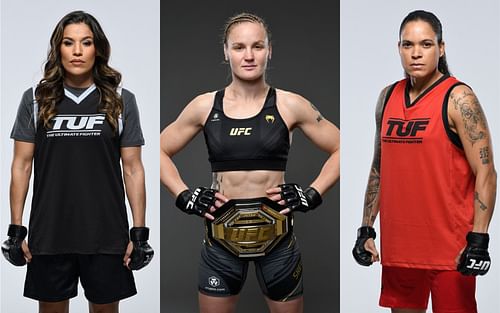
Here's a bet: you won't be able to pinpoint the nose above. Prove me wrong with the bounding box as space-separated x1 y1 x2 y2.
411 46 422 59
73 43 83 56
244 47 254 61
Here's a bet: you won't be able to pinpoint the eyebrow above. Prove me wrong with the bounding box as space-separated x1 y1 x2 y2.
62 36 94 41
401 38 435 43
231 40 266 46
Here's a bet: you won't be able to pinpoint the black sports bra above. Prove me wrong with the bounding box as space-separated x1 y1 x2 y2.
203 87 290 172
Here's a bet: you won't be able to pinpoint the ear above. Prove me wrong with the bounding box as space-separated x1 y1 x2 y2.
223 45 228 61
439 41 445 58
268 44 272 60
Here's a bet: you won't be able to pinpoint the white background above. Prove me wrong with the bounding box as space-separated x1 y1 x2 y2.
0 1 160 312
341 0 500 312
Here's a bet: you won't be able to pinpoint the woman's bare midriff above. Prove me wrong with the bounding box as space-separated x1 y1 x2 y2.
211 170 285 199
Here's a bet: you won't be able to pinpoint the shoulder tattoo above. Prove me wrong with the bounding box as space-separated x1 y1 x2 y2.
310 102 324 123
450 89 488 146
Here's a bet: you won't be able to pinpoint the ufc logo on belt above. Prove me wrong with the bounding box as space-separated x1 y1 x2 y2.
466 259 491 271
229 127 252 136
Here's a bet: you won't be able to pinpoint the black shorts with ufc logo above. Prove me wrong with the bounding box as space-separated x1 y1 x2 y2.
198 233 303 301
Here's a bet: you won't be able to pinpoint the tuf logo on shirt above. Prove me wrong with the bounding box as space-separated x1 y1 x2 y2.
47 114 105 138
382 118 429 144
229 127 252 136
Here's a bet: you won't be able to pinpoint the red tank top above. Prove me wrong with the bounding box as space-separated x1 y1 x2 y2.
379 75 475 270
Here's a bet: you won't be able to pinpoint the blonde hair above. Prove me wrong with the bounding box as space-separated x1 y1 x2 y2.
222 12 271 46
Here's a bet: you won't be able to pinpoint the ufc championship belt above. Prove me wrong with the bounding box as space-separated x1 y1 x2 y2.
206 197 292 258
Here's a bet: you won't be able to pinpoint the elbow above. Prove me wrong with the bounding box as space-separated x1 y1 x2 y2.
122 161 145 179
490 167 497 189
11 160 32 177
479 166 497 191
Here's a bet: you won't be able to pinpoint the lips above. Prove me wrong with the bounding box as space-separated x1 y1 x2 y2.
70 59 85 64
242 65 257 70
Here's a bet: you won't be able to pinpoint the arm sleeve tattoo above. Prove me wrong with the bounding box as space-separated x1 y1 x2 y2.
450 90 489 146
361 87 388 226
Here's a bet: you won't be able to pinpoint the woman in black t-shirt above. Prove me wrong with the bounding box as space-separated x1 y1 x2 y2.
2 10 153 313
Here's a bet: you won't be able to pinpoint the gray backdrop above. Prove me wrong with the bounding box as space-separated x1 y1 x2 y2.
161 1 340 312
0 1 160 312
341 0 500 312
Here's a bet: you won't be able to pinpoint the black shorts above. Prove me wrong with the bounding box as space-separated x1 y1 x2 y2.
199 233 303 301
24 254 137 304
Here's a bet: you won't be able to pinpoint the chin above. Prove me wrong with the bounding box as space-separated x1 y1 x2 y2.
235 72 264 82
66 69 92 77
407 70 432 79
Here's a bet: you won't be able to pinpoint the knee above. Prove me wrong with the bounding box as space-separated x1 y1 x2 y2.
39 301 70 313
88 302 119 313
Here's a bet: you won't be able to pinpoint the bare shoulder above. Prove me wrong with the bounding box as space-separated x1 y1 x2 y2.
275 88 311 111
447 84 489 143
376 84 393 109
274 88 318 127
179 91 217 126
448 84 481 117
448 84 475 101
186 91 216 113
374 84 395 120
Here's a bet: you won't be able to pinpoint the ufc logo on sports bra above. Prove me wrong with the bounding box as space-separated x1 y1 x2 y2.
46 114 106 138
382 118 429 144
229 127 252 136
466 259 491 271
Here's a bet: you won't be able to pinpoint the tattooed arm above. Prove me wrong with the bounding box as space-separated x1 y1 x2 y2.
448 85 497 233
361 86 389 226
277 90 340 195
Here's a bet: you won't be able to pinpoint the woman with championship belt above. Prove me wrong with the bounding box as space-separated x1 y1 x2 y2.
161 12 339 313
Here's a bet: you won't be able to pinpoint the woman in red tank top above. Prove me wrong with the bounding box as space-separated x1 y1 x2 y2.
352 10 496 313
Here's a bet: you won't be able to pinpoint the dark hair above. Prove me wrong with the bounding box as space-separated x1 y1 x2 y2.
36 10 122 130
222 12 271 46
399 10 450 76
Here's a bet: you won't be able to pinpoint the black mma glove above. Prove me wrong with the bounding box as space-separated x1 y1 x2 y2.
278 183 322 213
2 224 28 266
129 227 154 270
352 226 376 266
457 232 491 276
175 187 217 217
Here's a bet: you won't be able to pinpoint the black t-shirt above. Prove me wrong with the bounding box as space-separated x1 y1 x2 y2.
11 85 144 254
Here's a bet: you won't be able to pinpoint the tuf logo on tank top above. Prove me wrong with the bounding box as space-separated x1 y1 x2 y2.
229 127 252 136
382 117 430 144
46 114 105 138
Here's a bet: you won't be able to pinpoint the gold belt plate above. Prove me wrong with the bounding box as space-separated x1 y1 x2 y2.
207 197 292 258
